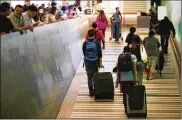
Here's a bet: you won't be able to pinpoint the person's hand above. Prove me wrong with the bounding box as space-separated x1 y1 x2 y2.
28 25 34 32
99 63 104 68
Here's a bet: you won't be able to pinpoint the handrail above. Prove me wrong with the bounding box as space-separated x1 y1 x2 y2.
169 33 181 76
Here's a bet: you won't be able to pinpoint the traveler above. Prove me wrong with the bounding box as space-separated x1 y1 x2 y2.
143 31 161 80
157 16 175 54
115 45 137 93
85 22 105 49
111 7 122 42
125 27 141 46
96 10 108 37
130 35 145 85
82 29 103 96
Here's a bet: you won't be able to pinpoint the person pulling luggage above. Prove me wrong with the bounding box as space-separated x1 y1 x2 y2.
115 46 138 109
83 29 104 97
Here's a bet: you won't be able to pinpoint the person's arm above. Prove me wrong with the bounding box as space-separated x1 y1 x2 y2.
82 42 86 57
156 38 161 48
0 32 8 35
48 14 59 23
119 11 122 20
105 17 108 25
85 33 89 40
132 55 137 82
125 34 129 43
96 41 103 67
170 21 176 37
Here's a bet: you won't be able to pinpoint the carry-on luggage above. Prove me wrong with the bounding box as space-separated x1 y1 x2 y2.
124 83 147 118
155 51 166 76
93 72 114 101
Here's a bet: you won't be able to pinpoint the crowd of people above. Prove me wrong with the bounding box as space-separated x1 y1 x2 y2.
0 2 82 35
82 7 176 97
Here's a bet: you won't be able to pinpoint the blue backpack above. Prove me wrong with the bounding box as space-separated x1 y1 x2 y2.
85 40 98 62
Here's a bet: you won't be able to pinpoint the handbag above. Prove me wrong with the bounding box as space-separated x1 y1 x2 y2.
140 44 148 63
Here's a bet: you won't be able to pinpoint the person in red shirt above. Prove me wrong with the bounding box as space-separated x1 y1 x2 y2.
85 22 105 49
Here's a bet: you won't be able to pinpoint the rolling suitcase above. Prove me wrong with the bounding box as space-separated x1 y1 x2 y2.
93 72 114 101
125 83 147 118
155 51 166 76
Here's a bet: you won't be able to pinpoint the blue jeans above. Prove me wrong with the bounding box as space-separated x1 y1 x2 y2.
160 34 170 52
114 22 121 41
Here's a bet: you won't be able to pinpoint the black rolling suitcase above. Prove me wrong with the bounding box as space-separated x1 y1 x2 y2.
125 83 147 118
155 51 166 76
93 72 114 101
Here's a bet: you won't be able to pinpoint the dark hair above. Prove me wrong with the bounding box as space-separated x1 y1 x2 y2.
51 2 57 7
28 5 38 12
129 27 136 34
23 4 28 12
0 2 10 12
33 13 41 22
123 46 130 53
38 6 44 10
92 22 97 28
50 7 57 14
88 29 95 37
15 5 23 9
164 16 168 20
116 7 119 11
148 31 155 37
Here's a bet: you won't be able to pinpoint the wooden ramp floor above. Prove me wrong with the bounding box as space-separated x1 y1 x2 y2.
57 28 181 119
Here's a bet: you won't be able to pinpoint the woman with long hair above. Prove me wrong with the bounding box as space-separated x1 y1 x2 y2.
130 35 145 85
96 10 108 37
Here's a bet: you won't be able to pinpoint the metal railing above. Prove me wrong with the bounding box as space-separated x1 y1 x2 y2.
169 33 181 76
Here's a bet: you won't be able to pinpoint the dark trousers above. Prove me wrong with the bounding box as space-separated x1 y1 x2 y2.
160 34 170 53
85 61 98 93
99 29 106 37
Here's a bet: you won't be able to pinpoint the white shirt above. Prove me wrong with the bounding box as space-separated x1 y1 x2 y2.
22 12 35 25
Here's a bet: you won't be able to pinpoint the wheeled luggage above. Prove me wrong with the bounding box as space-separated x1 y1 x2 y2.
155 51 166 76
125 84 147 118
93 72 114 101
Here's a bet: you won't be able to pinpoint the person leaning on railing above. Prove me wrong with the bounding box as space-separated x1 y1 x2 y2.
0 2 22 35
9 5 33 33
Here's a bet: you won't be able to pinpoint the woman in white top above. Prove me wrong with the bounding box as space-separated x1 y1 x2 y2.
48 7 60 24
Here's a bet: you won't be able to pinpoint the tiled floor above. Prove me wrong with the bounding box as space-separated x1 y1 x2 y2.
57 28 181 119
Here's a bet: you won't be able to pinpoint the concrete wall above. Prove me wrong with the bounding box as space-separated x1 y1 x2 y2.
1 17 89 118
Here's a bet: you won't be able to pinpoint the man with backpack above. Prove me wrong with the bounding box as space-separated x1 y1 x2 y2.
85 22 105 49
83 29 103 97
